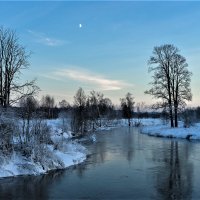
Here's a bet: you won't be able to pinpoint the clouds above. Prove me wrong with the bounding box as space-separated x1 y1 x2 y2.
44 67 133 91
28 30 66 47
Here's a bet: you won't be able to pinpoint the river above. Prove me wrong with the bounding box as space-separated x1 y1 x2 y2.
1 127 200 199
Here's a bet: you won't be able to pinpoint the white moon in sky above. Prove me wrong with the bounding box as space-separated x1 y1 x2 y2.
79 24 82 28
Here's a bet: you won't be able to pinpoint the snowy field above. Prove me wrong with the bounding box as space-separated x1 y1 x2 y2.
140 118 200 140
0 119 87 178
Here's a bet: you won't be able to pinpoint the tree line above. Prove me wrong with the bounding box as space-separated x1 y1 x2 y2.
0 26 194 131
0 26 196 173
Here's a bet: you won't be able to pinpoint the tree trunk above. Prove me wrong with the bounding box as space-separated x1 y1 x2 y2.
168 95 174 128
174 113 178 127
0 39 3 106
174 103 178 128
167 70 174 128
6 76 11 107
169 105 174 128
3 71 8 107
174 74 179 128
0 65 3 106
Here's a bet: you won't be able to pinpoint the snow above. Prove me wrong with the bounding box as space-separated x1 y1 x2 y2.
59 117 200 142
0 146 87 178
0 153 45 178
0 118 87 178
1 117 200 178
93 117 200 141
90 134 97 142
47 118 72 140
133 118 163 126
140 118 200 140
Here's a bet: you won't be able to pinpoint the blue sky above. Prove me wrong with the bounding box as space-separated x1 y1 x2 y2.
1 1 200 106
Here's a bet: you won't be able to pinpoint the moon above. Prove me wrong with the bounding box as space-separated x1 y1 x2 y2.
79 24 82 28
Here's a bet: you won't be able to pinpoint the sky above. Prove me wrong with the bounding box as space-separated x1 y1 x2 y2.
1 1 200 106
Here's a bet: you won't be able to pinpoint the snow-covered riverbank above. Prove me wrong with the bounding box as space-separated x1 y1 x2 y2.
140 118 200 140
0 117 131 178
0 119 87 178
1 117 200 178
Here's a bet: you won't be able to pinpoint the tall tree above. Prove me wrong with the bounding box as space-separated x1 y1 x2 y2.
145 44 192 127
73 87 87 134
74 87 86 108
89 90 104 127
41 95 55 118
59 99 70 109
120 93 135 126
0 27 38 107
19 96 38 143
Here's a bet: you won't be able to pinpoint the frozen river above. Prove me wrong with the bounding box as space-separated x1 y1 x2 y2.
1 127 200 199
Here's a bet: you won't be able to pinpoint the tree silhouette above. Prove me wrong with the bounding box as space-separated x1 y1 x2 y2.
145 44 192 127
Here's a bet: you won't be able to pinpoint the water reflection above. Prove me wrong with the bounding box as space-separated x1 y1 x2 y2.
0 170 65 199
122 127 135 163
0 128 198 199
75 162 87 178
154 141 193 200
88 136 107 164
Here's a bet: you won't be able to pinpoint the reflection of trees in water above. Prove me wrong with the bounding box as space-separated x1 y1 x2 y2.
0 170 65 199
75 163 87 178
122 128 135 163
91 128 135 165
85 128 136 168
154 141 193 200
88 137 107 165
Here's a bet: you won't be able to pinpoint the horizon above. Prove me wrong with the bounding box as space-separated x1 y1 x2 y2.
1 1 200 106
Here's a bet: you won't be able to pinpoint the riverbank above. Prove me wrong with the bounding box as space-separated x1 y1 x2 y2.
0 117 132 178
140 119 200 140
1 117 199 178
0 119 87 178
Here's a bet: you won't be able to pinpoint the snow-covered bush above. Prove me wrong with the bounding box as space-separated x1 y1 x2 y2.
58 111 70 133
17 96 51 157
0 109 18 154
31 144 64 170
31 118 51 144
19 118 51 158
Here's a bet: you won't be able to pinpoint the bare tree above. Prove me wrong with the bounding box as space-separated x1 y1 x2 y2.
145 44 192 127
19 96 38 145
18 96 52 157
120 93 135 126
89 90 103 127
72 88 87 135
74 87 86 108
41 95 55 118
0 27 38 107
59 99 70 109
58 99 71 133
99 97 114 118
